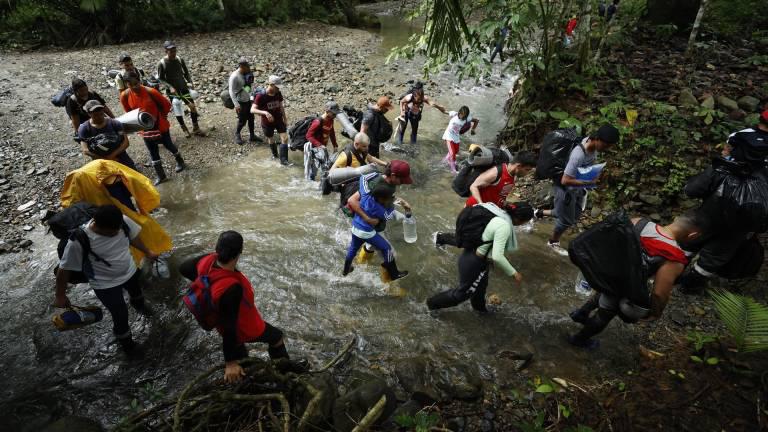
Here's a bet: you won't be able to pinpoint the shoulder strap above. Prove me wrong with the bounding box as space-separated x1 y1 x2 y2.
633 217 651 237
494 164 503 184
122 221 130 237
72 228 112 267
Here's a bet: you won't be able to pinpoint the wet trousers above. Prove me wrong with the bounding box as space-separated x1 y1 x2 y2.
93 270 144 340
427 249 489 312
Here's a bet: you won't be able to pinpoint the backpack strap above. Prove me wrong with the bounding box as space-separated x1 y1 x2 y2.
71 228 112 268
633 217 651 237
493 164 503 184
146 88 168 118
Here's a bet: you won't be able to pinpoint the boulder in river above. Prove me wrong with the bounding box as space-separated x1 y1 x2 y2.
394 355 483 403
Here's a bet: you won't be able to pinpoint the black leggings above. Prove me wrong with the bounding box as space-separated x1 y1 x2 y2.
143 131 179 162
236 101 255 135
230 322 289 360
93 271 144 340
427 249 489 312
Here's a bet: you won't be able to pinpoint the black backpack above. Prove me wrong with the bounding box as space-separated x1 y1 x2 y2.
288 115 320 151
47 203 129 284
535 128 583 181
51 85 74 107
454 205 496 251
718 234 764 279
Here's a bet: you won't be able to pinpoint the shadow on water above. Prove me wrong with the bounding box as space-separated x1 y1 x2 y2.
0 15 638 430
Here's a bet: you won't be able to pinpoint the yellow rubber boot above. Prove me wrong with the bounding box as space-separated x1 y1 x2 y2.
356 246 374 265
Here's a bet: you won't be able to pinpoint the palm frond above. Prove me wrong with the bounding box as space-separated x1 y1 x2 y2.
423 0 473 60
709 288 768 352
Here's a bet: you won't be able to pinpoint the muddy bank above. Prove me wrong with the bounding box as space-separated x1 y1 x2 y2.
0 21 384 253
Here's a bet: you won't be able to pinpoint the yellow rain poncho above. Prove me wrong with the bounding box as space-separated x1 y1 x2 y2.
60 160 172 264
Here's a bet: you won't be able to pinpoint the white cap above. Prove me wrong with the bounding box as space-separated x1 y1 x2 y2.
267 75 282 85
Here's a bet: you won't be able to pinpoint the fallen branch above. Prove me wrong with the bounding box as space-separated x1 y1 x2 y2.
316 335 357 373
297 383 323 431
350 395 388 432
214 392 291 432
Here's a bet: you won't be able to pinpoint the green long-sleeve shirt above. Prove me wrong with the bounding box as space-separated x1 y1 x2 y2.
475 214 519 276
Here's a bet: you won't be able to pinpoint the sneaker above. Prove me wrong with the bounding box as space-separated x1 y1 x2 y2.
434 231 446 248
280 160 294 167
534 208 545 219
547 241 569 256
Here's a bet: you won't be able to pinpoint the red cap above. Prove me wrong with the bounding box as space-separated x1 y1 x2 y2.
389 160 413 184
761 110 768 123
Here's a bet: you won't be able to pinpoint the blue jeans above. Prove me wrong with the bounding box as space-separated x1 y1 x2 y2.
396 111 421 145
346 232 394 263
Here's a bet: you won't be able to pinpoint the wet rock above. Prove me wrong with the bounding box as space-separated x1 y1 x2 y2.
446 416 467 432
692 305 706 316
395 355 483 402
590 206 602 218
332 379 397 432
17 200 36 211
700 95 715 109
41 416 103 432
737 95 760 112
22 225 33 231
678 88 698 107
19 239 33 248
638 193 662 206
716 96 739 112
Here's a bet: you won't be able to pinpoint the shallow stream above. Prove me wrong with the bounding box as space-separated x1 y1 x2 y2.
0 15 637 429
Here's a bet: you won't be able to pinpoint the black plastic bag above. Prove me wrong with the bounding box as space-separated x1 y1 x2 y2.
718 235 764 279
568 211 650 307
714 170 768 233
86 133 122 157
535 127 581 181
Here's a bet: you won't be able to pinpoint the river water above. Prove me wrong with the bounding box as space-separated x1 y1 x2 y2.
0 16 637 430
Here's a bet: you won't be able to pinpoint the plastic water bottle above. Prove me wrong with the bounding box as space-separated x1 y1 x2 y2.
403 213 417 243
574 272 591 296
52 306 104 331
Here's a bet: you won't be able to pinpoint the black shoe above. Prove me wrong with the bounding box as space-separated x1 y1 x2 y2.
249 134 262 143
382 260 409 281
234 133 244 145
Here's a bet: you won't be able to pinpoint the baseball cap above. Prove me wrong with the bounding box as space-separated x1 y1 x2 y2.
325 101 341 115
267 75 282 85
118 53 131 63
238 57 250 66
377 96 393 109
163 40 176 49
594 124 620 145
84 100 105 112
389 160 413 184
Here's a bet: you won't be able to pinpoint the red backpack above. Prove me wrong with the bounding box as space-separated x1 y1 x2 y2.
182 257 238 331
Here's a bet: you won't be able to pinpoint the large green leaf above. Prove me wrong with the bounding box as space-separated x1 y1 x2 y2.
710 288 768 352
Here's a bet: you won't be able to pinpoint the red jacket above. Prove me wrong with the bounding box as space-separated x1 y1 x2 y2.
306 116 338 148
119 86 171 138
195 253 266 344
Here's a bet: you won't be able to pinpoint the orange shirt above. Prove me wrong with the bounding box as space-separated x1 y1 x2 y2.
119 86 171 136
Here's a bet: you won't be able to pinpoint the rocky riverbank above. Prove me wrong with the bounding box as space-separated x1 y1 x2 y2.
0 21 383 254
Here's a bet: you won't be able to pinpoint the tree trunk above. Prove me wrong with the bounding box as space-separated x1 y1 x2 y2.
217 0 225 11
686 0 708 57
576 0 592 72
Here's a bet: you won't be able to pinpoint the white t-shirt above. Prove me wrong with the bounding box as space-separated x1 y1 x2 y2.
60 216 141 290
442 111 473 143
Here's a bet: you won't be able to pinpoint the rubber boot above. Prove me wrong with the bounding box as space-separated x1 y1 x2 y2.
279 143 292 166
343 259 354 276
152 160 167 185
381 259 408 282
270 142 279 159
355 245 375 265
173 153 187 173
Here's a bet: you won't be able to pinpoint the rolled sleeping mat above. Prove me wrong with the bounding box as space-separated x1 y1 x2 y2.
107 69 121 79
336 111 359 139
328 164 379 186
115 109 156 134
468 146 493 167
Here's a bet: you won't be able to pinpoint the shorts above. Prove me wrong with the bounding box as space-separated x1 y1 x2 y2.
553 184 586 233
262 119 287 137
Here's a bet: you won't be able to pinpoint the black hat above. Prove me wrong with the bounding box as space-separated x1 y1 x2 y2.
163 40 176 50
594 124 620 145
118 52 131 63
238 57 250 66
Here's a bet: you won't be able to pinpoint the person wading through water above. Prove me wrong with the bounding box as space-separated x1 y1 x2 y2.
396 81 447 145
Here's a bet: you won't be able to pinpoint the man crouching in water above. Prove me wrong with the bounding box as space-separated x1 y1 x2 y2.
180 231 293 383
568 212 703 349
